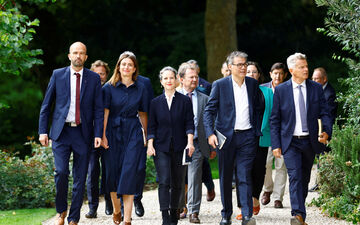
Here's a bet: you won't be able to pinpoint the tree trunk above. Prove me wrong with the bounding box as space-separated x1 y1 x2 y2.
205 0 237 82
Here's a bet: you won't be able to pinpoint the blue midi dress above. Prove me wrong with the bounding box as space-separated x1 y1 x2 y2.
102 80 149 195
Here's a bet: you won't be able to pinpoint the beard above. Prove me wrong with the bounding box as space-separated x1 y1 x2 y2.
72 59 84 67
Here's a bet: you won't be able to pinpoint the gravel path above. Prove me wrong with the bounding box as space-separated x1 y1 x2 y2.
43 166 351 225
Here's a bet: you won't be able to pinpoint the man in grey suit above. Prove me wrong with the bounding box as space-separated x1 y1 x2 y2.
178 62 216 223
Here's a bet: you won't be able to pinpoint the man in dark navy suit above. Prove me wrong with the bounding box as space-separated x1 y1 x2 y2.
204 51 262 225
270 53 332 225
312 67 337 125
38 42 103 225
309 67 338 192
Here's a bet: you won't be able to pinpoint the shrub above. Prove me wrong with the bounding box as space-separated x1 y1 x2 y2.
0 140 55 210
145 156 157 184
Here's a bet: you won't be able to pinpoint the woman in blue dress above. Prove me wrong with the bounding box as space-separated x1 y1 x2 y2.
102 51 148 225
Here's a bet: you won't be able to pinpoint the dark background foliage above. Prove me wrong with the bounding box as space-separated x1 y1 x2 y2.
0 0 348 155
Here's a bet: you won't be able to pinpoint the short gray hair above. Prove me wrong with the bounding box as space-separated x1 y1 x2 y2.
287 53 307 69
186 59 200 73
314 67 327 78
226 51 248 65
159 66 177 80
178 62 197 78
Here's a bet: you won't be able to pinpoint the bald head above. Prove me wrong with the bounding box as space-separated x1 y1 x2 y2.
68 42 88 71
69 42 87 54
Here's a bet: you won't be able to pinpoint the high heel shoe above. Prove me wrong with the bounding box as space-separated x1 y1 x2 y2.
112 211 122 225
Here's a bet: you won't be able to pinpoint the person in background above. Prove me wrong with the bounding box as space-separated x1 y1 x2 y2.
187 59 212 96
309 67 337 192
85 60 112 219
261 62 288 209
203 51 262 225
270 52 331 225
101 51 148 225
178 62 216 223
236 61 273 221
147 66 195 225
221 61 231 77
38 42 103 225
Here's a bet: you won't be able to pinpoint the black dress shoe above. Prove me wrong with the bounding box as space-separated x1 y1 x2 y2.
85 210 97 218
105 199 113 215
242 216 256 225
134 200 145 217
220 217 231 225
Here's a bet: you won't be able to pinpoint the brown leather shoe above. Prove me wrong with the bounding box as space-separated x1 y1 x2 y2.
189 213 200 223
68 221 78 225
274 200 283 208
261 191 272 205
290 215 307 225
124 222 131 225
206 189 215 201
54 211 67 225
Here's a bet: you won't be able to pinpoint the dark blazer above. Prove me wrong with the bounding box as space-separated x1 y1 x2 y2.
147 91 194 152
38 66 104 143
203 76 262 149
323 82 337 125
138 75 154 110
270 79 332 154
178 89 211 158
197 77 212 96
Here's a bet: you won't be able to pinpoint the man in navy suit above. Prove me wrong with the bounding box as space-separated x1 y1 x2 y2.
204 51 262 225
38 42 103 225
312 67 337 125
270 53 331 225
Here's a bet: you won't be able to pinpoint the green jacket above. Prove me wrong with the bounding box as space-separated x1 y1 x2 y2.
259 86 273 147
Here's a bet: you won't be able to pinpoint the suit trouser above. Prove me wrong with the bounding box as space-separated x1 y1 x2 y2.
236 145 268 207
283 137 315 221
187 140 204 214
154 150 186 211
86 148 111 212
52 125 89 223
218 129 257 219
263 147 287 201
202 158 215 191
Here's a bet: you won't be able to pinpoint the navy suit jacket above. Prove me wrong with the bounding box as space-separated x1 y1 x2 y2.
270 79 332 154
39 66 104 144
323 82 337 125
147 91 194 152
203 76 262 149
197 77 212 96
138 75 154 110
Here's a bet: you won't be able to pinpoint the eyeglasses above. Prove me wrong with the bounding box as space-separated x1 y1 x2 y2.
232 63 248 68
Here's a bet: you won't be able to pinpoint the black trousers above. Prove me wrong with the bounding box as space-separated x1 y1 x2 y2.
251 146 269 200
154 150 186 211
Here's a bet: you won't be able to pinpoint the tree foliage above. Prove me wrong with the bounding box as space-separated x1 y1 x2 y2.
0 0 51 75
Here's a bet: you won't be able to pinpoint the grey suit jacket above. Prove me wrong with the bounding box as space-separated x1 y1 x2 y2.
178 89 211 158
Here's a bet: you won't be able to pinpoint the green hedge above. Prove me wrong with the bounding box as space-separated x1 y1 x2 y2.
0 141 55 210
311 125 360 224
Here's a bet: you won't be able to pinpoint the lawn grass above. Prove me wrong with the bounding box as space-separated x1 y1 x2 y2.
0 208 56 225
209 157 219 179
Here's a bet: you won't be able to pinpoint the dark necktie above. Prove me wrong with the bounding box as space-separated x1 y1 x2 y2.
75 73 81 125
298 85 308 132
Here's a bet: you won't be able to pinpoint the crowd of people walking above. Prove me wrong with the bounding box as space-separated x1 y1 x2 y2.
38 42 337 225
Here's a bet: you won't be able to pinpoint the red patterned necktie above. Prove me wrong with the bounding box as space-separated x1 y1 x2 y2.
75 73 81 125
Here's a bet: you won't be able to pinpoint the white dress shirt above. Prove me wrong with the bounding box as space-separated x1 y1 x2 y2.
232 77 252 130
165 92 175 110
292 79 309 136
65 68 83 122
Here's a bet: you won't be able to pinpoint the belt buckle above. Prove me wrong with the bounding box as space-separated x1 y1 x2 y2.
69 122 77 127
